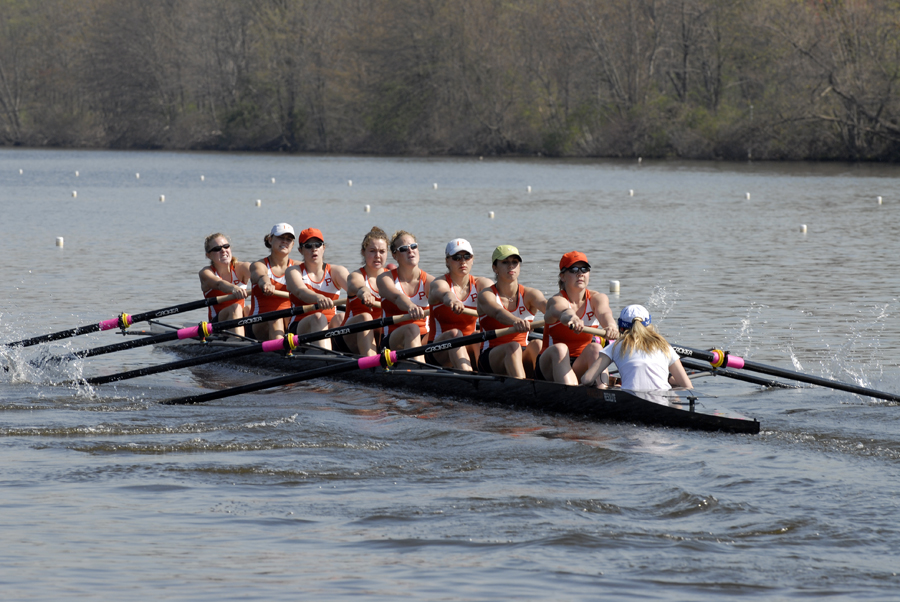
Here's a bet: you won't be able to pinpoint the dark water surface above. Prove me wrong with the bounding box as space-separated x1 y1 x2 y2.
2 149 899 600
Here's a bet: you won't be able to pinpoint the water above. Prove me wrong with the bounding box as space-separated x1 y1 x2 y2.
2 149 899 600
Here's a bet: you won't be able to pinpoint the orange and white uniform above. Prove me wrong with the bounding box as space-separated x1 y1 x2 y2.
341 268 383 324
428 274 478 341
478 284 535 350
382 268 431 337
540 290 601 358
251 258 295 315
204 266 246 321
289 263 342 328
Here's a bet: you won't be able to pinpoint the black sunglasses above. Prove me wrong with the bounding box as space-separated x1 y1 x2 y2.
207 243 231 253
302 242 324 250
395 243 418 253
450 253 473 261
563 266 591 274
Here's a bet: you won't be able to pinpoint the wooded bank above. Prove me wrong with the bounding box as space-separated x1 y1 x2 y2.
2 0 900 161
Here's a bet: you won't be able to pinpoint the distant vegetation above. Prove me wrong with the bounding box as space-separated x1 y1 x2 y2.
2 0 900 160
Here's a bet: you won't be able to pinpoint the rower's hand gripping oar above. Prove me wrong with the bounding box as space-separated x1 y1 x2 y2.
3 293 244 349
81 311 420 385
162 321 542 405
673 344 900 403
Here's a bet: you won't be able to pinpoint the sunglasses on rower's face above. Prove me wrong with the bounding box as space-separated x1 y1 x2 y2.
450 253 473 261
207 244 231 253
564 266 591 274
302 242 324 250
395 243 418 253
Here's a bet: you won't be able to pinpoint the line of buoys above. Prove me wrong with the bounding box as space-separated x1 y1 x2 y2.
746 192 751 200
19 168 23 174
488 211 495 219
348 180 353 187
75 171 79 177
136 173 140 179
877 196 883 205
800 224 807 233
364 204 370 212
527 186 532 193
609 280 620 293
271 177 276 184
72 191 77 198
629 189 634 196
56 237 64 248
200 175 204 181
255 199 262 207
159 195 165 203
433 183 438 190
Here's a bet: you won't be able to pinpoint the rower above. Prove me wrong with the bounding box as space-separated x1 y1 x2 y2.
339 227 389 356
475 245 546 379
376 230 434 356
199 232 251 337
285 228 349 349
536 251 618 385
425 238 483 371
249 223 296 340
581 305 692 390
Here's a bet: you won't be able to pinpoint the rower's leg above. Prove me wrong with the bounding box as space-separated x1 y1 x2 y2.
344 313 376 356
572 342 603 381
540 344 577 385
218 303 245 337
489 342 525 379
522 339 541 379
433 329 473 371
297 314 331 349
389 324 422 356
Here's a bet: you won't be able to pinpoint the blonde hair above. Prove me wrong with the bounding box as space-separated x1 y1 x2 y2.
614 321 672 358
204 232 236 268
360 226 389 257
389 230 416 253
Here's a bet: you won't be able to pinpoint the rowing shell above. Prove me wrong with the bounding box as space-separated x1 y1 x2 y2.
156 335 761 435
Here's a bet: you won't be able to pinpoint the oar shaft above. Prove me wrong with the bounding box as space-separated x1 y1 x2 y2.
673 344 900 403
4 293 240 348
163 324 525 405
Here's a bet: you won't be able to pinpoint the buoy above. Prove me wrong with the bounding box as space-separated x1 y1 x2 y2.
75 171 79 177
800 224 807 233
629 189 634 197
200 175 205 181
527 186 532 193
609 280 620 293
877 196 883 205
746 192 751 200
19 169 23 174
255 199 262 207
638 157 642 164
72 191 77 198
479 156 483 161
488 211 495 219
136 173 140 179
56 237 64 248
159 195 165 202
433 183 438 189
271 177 276 184
364 204 370 212
348 180 353 187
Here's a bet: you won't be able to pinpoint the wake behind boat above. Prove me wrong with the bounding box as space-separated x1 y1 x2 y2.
154 329 762 435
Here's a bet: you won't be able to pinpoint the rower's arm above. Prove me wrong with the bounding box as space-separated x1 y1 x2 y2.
582 354 613 388
590 290 619 339
669 359 693 389
285 265 331 308
330 264 350 291
376 271 416 312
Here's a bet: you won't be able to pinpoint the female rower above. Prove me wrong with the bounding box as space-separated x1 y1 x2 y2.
376 230 434 354
199 233 252 337
476 245 547 379
581 305 692 391
536 251 618 385
285 228 349 349
249 223 296 340
340 227 390 356
426 239 483 371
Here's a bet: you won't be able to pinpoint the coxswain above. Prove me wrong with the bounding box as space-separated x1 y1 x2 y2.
248 223 296 340
475 245 546 378
199 232 252 337
426 238 483 371
285 228 349 349
339 227 390 356
581 305 692 390
536 251 618 385
376 230 434 355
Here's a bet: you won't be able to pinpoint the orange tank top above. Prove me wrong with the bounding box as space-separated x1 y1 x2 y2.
428 274 478 342
251 257 294 315
382 268 430 337
341 268 383 324
203 266 246 321
289 263 341 326
540 290 601 358
478 284 535 350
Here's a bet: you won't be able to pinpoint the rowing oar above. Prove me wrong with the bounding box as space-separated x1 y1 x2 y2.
42 302 329 363
673 344 900 403
162 321 543 405
679 358 798 390
3 293 246 348
80 312 419 385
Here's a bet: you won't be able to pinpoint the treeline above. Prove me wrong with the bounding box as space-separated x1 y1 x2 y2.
2 0 900 160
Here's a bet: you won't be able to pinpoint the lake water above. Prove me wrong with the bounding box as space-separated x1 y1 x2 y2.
1 148 899 600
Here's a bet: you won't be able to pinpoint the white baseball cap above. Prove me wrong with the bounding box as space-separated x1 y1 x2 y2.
270 223 295 238
445 238 474 256
617 304 652 331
